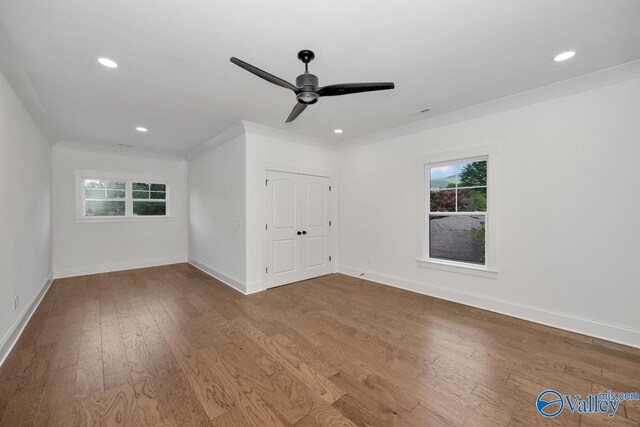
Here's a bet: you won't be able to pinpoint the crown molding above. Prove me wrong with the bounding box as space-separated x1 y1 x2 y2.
241 121 337 150
185 121 246 161
186 120 338 160
339 59 640 151
54 141 186 162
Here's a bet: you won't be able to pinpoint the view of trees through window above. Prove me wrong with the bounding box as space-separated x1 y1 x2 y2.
84 180 126 216
132 182 167 216
428 160 487 265
83 179 167 217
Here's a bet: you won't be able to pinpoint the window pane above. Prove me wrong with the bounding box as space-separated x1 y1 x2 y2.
429 160 487 190
150 191 166 200
457 188 487 212
84 179 106 189
459 160 487 187
84 180 125 200
133 201 166 216
429 165 462 190
132 182 150 191
106 189 125 199
85 189 106 199
150 183 166 192
430 190 456 212
132 190 149 199
107 181 125 190
429 215 485 264
85 200 125 216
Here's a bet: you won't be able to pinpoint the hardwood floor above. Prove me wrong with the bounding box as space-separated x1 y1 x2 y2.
0 263 638 426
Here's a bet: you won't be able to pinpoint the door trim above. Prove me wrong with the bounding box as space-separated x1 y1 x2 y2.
263 162 332 178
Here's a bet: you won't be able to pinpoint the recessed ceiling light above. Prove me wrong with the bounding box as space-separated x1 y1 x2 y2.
136 126 148 132
554 51 576 62
98 57 118 68
334 129 343 134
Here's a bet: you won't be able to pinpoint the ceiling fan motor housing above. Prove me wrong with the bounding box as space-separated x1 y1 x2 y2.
296 73 319 104
296 73 318 88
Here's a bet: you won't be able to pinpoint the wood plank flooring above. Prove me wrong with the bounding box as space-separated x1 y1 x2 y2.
0 263 638 426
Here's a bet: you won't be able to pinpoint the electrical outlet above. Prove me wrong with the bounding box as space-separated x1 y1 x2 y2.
13 296 19 311
367 258 372 265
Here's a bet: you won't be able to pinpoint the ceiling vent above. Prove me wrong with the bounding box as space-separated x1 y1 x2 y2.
410 107 431 117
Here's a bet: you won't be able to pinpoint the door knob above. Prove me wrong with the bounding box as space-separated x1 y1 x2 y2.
297 231 302 235
302 231 307 235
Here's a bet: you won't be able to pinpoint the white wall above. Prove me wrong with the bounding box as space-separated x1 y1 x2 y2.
0 71 52 359
186 126 337 294
245 131 339 293
338 77 640 347
188 135 247 290
52 143 188 277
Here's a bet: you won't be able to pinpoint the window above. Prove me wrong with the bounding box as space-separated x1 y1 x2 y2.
428 159 487 265
83 179 126 216
132 182 167 216
417 145 498 276
79 176 169 219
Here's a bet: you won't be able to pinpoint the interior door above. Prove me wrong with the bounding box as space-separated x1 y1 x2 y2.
265 170 331 288
265 171 302 288
300 174 331 280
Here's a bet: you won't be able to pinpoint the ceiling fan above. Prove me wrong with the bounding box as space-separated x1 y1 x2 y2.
230 50 395 123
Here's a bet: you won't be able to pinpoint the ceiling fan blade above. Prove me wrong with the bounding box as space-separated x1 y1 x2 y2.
230 57 299 93
285 103 307 123
317 82 395 97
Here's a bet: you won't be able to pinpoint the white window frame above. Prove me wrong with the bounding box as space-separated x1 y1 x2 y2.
75 170 172 223
416 144 499 278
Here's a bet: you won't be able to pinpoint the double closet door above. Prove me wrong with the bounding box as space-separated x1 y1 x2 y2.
265 170 331 289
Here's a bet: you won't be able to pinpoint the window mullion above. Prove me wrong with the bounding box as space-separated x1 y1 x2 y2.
126 181 133 217
426 167 431 260
455 173 459 213
430 211 485 216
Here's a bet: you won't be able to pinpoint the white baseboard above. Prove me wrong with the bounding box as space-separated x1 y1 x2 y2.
245 281 265 295
54 256 188 278
0 273 54 367
188 258 247 294
339 266 640 349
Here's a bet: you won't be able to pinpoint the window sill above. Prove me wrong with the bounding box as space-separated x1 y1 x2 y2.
416 258 499 279
76 216 174 224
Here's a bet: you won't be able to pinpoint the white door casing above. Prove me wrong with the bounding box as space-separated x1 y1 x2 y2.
265 170 331 289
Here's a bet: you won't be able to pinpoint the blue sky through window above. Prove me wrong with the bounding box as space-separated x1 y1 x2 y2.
430 163 465 179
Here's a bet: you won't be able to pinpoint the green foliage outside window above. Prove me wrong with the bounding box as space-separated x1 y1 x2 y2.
430 161 487 212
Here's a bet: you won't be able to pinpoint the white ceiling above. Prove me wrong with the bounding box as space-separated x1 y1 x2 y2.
1 0 639 155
